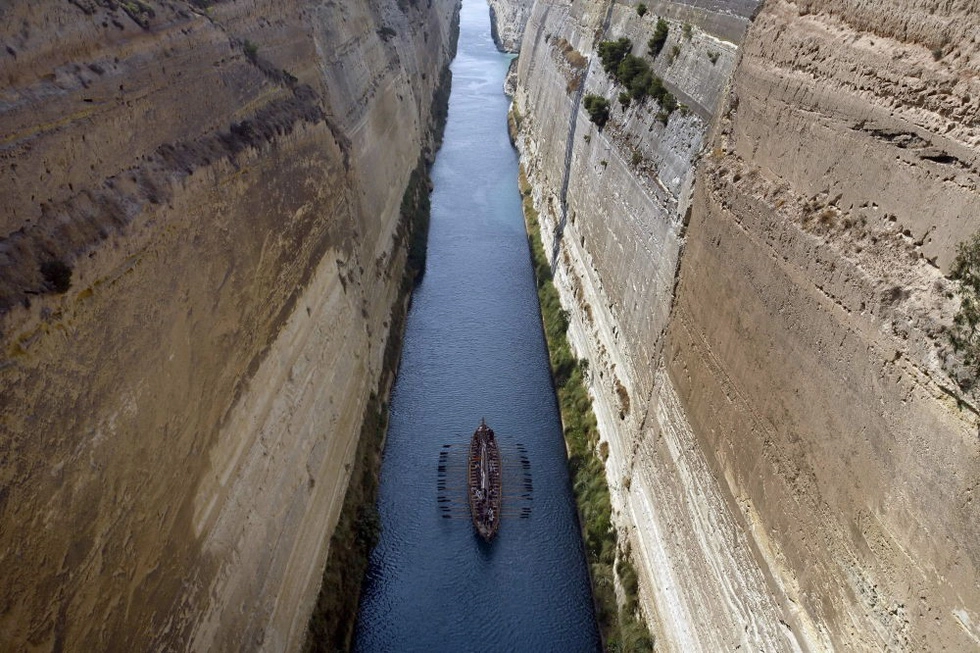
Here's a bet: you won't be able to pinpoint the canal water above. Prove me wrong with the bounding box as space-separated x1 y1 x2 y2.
353 2 601 651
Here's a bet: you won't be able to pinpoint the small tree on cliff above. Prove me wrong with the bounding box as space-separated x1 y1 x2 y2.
598 38 632 75
583 94 610 129
648 19 669 57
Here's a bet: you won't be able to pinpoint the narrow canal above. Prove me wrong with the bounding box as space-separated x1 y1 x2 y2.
353 2 601 650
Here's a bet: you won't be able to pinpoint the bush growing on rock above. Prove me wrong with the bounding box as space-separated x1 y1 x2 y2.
648 19 669 57
596 39 678 117
949 231 980 388
584 94 610 128
617 54 652 100
243 39 259 61
636 3 647 16
598 37 632 75
40 260 71 293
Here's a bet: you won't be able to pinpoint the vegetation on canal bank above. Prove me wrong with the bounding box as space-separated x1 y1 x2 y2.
303 388 387 652
303 160 432 653
518 164 653 652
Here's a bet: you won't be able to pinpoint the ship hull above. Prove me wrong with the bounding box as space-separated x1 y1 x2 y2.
468 422 502 541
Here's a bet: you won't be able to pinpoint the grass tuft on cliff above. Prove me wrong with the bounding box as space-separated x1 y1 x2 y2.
518 163 653 652
243 39 259 61
40 260 72 294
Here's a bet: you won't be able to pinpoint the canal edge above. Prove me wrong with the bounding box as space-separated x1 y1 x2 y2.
513 124 654 650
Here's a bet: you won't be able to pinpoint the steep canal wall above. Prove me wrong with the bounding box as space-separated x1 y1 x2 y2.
0 1 459 649
509 0 980 650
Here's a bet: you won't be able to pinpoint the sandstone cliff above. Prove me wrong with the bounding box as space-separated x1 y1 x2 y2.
512 0 980 650
0 0 458 649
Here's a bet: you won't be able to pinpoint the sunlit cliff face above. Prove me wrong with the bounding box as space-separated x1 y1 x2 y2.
0 0 458 649
509 0 980 649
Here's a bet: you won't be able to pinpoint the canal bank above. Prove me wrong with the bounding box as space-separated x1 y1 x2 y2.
304 58 456 653
353 1 601 650
518 164 653 651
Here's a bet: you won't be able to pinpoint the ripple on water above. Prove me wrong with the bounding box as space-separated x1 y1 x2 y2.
353 2 600 651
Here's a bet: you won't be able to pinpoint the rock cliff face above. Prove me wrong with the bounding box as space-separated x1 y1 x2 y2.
487 0 531 52
0 0 458 650
512 0 980 650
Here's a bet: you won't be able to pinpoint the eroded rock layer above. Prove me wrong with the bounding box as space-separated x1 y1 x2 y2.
675 1 980 648
512 0 980 650
0 0 458 649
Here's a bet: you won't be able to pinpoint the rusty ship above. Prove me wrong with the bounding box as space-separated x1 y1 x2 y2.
467 418 502 541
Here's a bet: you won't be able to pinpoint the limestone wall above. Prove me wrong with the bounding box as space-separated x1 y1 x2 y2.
669 0 980 648
487 0 532 52
513 0 980 650
512 0 799 649
0 0 458 649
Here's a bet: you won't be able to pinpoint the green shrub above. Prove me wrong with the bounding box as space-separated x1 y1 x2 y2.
520 165 652 650
949 231 980 388
598 37 633 75
648 19 669 57
598 47 676 116
636 3 647 16
668 44 681 64
682 22 692 39
616 54 651 101
243 39 259 60
583 94 610 128
618 91 631 109
598 37 676 114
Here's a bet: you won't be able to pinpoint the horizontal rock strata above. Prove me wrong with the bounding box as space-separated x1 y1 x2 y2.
513 0 980 650
0 0 458 649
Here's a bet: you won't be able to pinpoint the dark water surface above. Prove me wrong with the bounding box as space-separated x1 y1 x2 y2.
353 2 600 651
